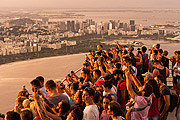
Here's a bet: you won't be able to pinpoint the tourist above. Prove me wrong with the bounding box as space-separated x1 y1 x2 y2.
82 87 99 120
154 75 170 120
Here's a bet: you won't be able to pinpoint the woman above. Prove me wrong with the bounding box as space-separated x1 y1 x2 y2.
173 56 180 94
100 95 112 120
148 79 160 120
108 101 125 120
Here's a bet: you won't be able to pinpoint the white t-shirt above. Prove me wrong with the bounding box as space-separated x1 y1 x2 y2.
40 87 50 96
174 63 180 76
83 104 99 120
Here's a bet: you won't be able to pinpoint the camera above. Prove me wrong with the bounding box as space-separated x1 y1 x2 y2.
128 65 135 73
0 113 5 118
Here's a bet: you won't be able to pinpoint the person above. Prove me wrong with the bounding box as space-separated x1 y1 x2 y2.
100 95 112 120
147 79 160 120
115 70 127 111
36 76 50 97
162 50 169 68
45 80 69 113
66 108 83 120
5 111 21 120
125 70 152 120
107 101 125 120
102 80 117 101
93 69 103 82
141 46 149 74
30 79 42 93
154 75 170 120
82 87 99 120
173 56 180 94
152 60 169 85
20 109 34 120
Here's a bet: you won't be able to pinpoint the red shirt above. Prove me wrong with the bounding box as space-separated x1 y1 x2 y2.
148 97 159 117
117 80 136 108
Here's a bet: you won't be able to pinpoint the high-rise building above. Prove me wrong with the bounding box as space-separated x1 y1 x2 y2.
123 23 128 31
119 23 123 28
130 25 135 31
130 20 135 25
67 21 71 31
109 20 116 29
71 21 75 32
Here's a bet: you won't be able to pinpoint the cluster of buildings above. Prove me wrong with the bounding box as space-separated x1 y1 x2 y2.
0 18 179 56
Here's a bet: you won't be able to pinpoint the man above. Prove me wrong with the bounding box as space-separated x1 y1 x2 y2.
36 76 50 97
45 80 69 113
5 111 21 120
155 75 170 120
82 87 99 120
114 70 127 111
93 69 103 82
30 79 41 92
153 60 169 85
97 44 103 52
141 46 149 73
122 56 137 76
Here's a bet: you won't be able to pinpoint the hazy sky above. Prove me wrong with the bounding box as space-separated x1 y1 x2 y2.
1 0 180 9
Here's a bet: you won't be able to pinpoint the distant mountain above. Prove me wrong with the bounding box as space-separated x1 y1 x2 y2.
9 18 35 26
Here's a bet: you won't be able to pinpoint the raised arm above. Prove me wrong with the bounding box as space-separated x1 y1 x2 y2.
34 92 52 120
125 71 136 99
130 73 143 91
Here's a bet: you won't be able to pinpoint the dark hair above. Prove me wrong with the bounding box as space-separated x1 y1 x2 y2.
103 80 112 89
84 87 95 96
148 79 160 98
156 44 160 49
71 82 79 91
98 44 103 48
123 50 128 55
123 56 132 63
143 83 153 97
30 79 41 88
159 49 163 54
153 60 160 65
114 63 121 69
108 53 113 58
94 90 102 103
109 101 124 117
36 76 44 83
45 80 56 90
103 94 113 101
20 110 33 120
153 50 158 55
113 70 124 79
6 111 21 120
59 100 70 115
142 46 147 53
82 68 90 75
71 107 83 120
163 50 168 56
94 69 101 77
156 74 165 83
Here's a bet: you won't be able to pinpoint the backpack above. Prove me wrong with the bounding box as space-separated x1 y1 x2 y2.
168 91 178 112
142 54 149 73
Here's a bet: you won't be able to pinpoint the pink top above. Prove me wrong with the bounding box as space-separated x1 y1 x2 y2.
131 95 152 120
100 110 111 120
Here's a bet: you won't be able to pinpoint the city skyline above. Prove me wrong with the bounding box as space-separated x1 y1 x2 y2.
0 0 180 9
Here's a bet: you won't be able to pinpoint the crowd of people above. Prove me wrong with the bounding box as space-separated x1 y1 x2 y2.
0 41 180 120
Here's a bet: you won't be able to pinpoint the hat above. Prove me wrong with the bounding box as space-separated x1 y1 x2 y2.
95 79 105 87
142 72 153 80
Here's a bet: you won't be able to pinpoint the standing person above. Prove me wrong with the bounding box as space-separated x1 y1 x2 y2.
152 60 169 85
100 95 112 120
173 56 180 94
141 46 149 74
45 80 69 113
154 75 170 120
125 70 152 120
108 101 125 120
36 76 50 97
162 50 169 69
82 87 99 120
148 80 160 120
